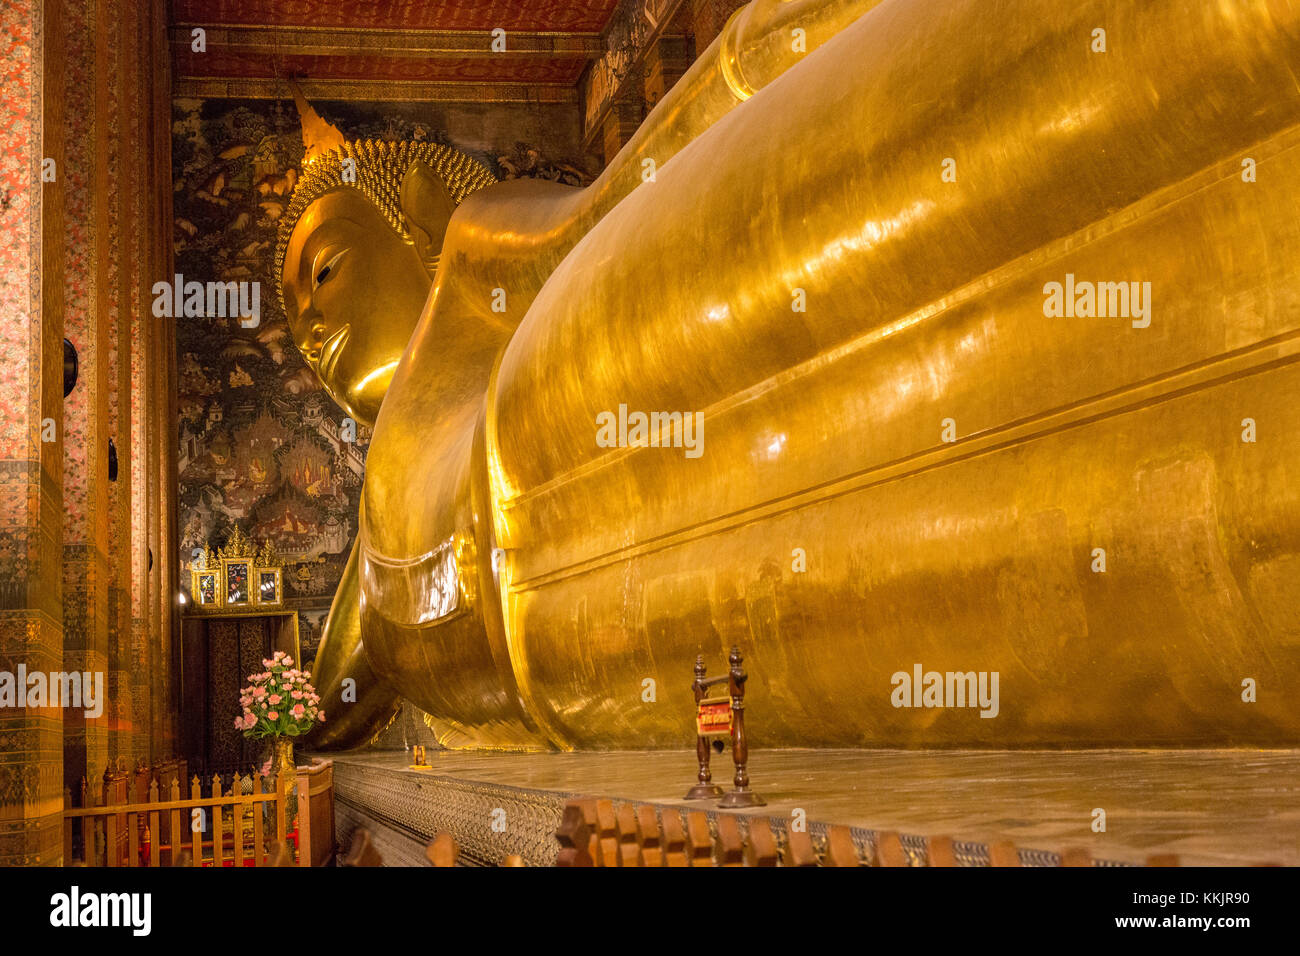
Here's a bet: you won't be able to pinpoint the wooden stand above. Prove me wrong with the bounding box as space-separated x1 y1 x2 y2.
685 647 764 807
684 655 725 800
717 646 765 808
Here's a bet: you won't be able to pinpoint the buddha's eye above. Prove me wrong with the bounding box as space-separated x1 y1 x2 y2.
312 249 347 291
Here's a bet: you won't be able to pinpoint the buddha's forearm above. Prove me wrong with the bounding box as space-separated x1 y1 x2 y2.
306 538 402 749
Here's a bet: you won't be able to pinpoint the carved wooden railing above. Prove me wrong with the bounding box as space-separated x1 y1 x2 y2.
341 796 1281 867
63 759 334 867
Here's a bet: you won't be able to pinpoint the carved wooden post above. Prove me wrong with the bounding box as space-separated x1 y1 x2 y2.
684 811 715 866
103 766 118 868
718 646 765 808
78 777 89 866
210 773 223 866
928 834 958 867
989 840 1021 867
684 654 724 800
615 804 641 867
296 770 311 868
1060 847 1092 867
169 778 182 867
825 826 861 866
784 828 819 867
715 814 745 866
572 797 600 866
252 776 265 867
229 777 244 869
661 811 688 867
874 831 908 867
744 819 779 867
635 805 663 867
189 775 203 866
594 799 620 867
556 802 594 867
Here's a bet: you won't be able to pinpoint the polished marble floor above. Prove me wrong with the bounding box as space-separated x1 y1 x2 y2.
324 748 1300 866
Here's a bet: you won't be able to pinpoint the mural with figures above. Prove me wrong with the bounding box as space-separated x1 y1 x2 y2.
172 96 592 664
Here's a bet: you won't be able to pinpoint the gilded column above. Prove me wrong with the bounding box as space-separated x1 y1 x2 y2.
57 0 112 801
147 0 178 763
101 0 135 772
0 0 65 865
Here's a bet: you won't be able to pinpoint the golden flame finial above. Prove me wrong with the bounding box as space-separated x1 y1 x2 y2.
290 79 345 164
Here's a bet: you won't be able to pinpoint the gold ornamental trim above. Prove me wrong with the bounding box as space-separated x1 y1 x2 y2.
189 528 284 614
169 24 605 58
173 77 581 104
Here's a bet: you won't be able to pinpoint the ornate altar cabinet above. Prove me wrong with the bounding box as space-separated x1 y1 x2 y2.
180 529 300 776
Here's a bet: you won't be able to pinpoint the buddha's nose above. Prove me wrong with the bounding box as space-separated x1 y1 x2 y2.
303 321 326 364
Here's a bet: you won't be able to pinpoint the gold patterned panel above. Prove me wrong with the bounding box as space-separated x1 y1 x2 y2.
206 620 242 771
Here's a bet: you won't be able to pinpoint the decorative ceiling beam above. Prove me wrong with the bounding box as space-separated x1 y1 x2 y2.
170 24 606 58
172 76 580 105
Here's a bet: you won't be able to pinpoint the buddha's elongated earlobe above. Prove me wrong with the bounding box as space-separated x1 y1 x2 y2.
400 159 457 275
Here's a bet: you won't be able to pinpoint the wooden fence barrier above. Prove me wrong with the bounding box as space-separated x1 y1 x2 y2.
63 758 334 868
547 800 1206 867
336 799 1265 868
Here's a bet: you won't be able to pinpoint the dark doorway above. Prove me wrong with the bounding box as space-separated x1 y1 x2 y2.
181 613 299 778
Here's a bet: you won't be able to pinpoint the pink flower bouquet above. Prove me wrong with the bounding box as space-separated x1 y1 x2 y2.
234 650 325 739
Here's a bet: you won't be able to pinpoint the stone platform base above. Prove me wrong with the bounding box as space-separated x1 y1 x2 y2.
321 748 1300 867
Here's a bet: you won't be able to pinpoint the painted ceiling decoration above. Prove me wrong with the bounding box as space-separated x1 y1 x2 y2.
170 0 629 102
171 0 624 33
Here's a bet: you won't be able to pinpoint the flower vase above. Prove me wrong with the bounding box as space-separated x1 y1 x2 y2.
262 737 298 838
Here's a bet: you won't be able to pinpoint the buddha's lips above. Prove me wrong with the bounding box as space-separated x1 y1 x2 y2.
319 325 350 384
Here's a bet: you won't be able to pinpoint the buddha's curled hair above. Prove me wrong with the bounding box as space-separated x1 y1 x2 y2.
274 139 497 309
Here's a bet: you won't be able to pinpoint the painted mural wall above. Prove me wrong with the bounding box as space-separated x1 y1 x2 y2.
172 96 592 665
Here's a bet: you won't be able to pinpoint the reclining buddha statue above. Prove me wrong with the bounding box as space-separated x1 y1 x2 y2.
281 0 1300 751
275 86 498 746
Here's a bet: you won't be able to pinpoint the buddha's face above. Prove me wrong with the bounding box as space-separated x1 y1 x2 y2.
281 187 433 425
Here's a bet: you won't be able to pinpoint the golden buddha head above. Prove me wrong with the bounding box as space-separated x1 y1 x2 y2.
275 96 496 425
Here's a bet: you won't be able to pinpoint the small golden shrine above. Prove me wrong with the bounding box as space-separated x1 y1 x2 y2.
189 526 284 614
